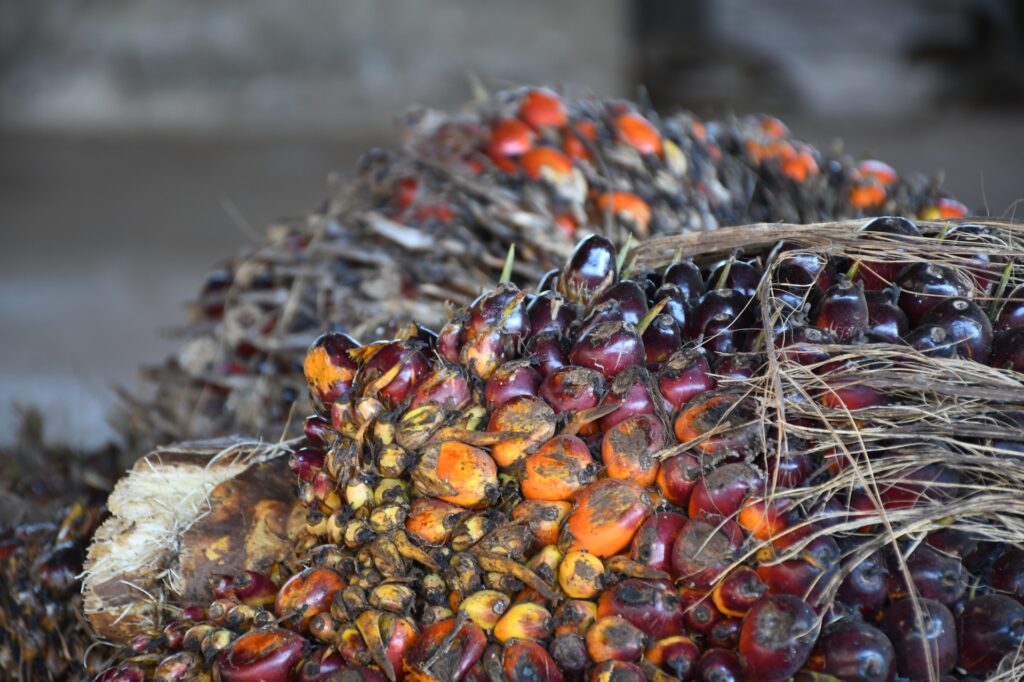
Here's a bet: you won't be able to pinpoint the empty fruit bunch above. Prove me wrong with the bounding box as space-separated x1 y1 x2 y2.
95 217 1024 682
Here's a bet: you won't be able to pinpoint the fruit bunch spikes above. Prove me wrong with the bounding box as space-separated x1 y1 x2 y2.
95 217 1024 682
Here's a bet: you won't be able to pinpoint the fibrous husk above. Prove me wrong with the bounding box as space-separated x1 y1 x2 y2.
82 438 303 643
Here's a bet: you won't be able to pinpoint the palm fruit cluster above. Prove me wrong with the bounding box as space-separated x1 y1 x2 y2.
120 85 965 452
95 217 1024 681
1 501 108 681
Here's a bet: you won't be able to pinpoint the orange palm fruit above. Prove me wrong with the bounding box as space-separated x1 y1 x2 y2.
596 192 652 236
673 390 758 456
518 88 568 129
273 568 346 633
412 442 498 509
513 500 573 546
521 146 574 182
404 497 468 545
601 414 664 487
849 184 887 209
559 479 652 558
614 112 662 156
585 615 646 663
488 395 557 468
563 120 597 161
737 497 791 539
521 434 596 501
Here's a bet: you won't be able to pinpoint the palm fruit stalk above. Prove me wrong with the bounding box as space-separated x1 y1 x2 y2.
116 86 964 454
94 216 1024 682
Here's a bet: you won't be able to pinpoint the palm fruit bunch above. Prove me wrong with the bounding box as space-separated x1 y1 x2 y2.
120 85 965 452
95 216 1024 681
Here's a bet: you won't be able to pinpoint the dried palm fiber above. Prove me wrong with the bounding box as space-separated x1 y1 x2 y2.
115 86 964 454
95 218 1024 681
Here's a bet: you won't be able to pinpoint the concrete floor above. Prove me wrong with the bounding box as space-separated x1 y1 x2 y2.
1 113 1022 448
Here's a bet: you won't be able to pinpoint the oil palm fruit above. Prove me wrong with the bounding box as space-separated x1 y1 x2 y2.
95 216 1024 682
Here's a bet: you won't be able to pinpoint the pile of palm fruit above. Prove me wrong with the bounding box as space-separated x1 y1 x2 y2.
2 86 1007 682
95 216 1024 681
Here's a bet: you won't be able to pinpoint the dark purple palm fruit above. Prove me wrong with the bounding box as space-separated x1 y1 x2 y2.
738 594 819 681
994 283 1024 333
895 261 975 326
460 283 531 379
888 545 967 607
904 324 957 358
776 325 836 366
539 366 606 415
641 314 682 364
303 331 360 410
657 348 716 409
595 280 649 326
705 258 763 297
568 321 645 379
559 234 617 305
836 548 889 620
598 365 658 430
809 620 895 682
526 291 575 339
856 215 922 290
537 268 560 293
408 362 472 410
958 594 1024 675
634 268 662 302
991 327 1024 372
813 278 869 342
883 598 958 680
919 297 993 363
944 223 1007 294
653 284 692 337
986 546 1024 603
437 314 467 362
528 331 567 377
484 360 542 408
356 340 432 407
864 289 909 342
696 649 744 682
693 289 756 339
700 312 745 357
662 259 705 304
577 299 626 338
713 353 763 380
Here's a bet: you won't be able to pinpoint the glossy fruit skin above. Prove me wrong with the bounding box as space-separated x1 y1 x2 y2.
809 620 895 682
919 297 993 363
904 324 957 358
895 262 975 326
737 594 819 681
864 290 908 342
595 281 649 327
986 546 1024 603
696 648 746 682
569 321 645 380
991 327 1024 372
560 235 617 304
688 462 764 519
521 434 596 502
485 361 542 408
559 478 652 558
882 597 957 680
657 350 716 409
549 632 590 680
705 259 762 297
655 453 701 508
643 635 700 680
995 284 1024 333
596 579 685 639
405 618 486 681
663 260 705 303
856 216 921 289
835 549 888 619
274 567 346 632
630 512 687 574
890 545 967 606
957 594 1024 675
814 279 869 342
585 615 646 663
216 628 305 682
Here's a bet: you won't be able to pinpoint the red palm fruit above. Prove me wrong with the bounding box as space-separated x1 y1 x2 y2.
231 570 277 608
96 663 149 682
274 567 346 632
521 146 574 182
995 284 1024 332
757 536 841 600
644 635 700 680
296 649 346 682
765 452 813 489
835 549 888 619
601 414 664 486
848 183 887 210
655 453 701 508
712 567 768 618
437 317 466 362
776 325 835 366
303 414 333 445
521 435 596 502
587 661 646 682
596 579 685 639
813 279 869 342
630 511 687 574
529 331 568 377
527 291 576 338
673 390 759 457
216 628 304 682
895 262 975 326
518 88 567 129
559 478 652 558
678 587 723 634
512 500 572 547
408 363 472 410
738 594 819 681
879 462 960 511
585 615 646 663
671 516 743 589
957 594 1024 675
705 259 762 297
992 327 1024 371
889 545 967 606
503 639 565 682
705 618 739 650
595 281 650 326
882 597 957 679
688 462 764 519
569 321 644 380
357 341 432 407
405 497 467 545
663 260 705 304
554 600 599 637
864 289 909 342
819 370 886 411
304 332 360 408
578 300 627 339
925 528 979 559
808 620 895 682
919 297 993 362
404 618 486 682
855 215 921 289
486 117 535 170
289 447 326 482
465 282 530 340
696 648 744 682
657 349 715 409
987 546 1024 603
597 366 657 431
540 366 606 415
694 289 756 337
485 360 541 408
697 315 743 357
904 324 957 358
560 235 617 305
488 395 557 468
642 314 683 363
614 111 662 156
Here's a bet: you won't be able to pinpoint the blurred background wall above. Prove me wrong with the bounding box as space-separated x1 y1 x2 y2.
1 0 1023 446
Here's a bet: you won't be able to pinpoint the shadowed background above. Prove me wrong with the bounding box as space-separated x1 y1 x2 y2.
1 0 1022 446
